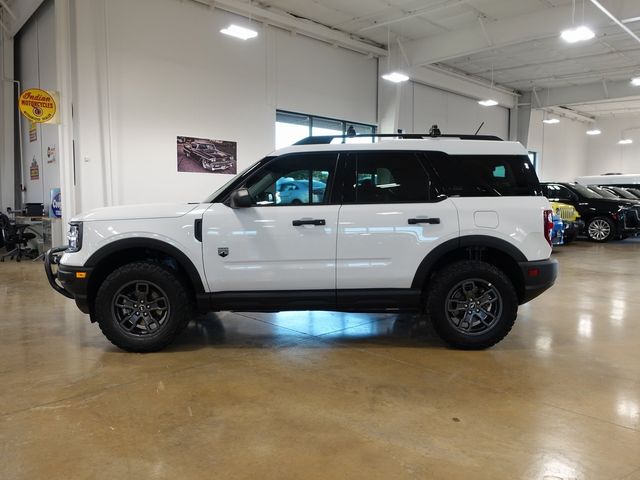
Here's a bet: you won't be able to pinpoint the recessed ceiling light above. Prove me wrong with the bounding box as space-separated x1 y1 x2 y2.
618 138 633 145
381 72 410 83
220 24 258 40
478 99 499 107
586 129 602 135
543 118 560 124
631 77 640 86
560 25 595 43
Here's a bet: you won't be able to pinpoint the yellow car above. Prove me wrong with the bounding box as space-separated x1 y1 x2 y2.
550 201 583 244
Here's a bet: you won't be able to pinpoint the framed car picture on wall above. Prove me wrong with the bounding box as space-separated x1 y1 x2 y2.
177 136 237 174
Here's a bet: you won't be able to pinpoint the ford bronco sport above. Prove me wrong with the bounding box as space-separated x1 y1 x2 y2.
46 132 558 352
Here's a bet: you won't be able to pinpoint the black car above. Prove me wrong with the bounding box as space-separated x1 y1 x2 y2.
588 185 640 205
626 187 640 199
541 182 640 242
599 185 640 201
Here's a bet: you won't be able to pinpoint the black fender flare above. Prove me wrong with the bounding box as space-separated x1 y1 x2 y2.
84 238 205 293
411 235 527 289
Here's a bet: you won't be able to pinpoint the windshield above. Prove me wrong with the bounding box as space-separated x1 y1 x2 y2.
569 184 602 199
588 185 618 199
627 188 640 199
610 187 638 200
203 156 274 203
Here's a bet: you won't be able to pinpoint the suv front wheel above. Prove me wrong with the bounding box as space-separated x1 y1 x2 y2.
426 261 518 350
94 261 193 352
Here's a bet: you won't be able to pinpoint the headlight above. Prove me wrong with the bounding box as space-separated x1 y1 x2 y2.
67 222 83 252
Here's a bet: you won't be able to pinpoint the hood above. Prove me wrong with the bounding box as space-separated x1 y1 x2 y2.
591 198 638 206
72 203 202 222
583 198 639 210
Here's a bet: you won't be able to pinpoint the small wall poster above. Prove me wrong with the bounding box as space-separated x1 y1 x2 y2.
47 145 57 163
177 136 237 174
50 188 62 218
30 156 40 180
29 122 37 142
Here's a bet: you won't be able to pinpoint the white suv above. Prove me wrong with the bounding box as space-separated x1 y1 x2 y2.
45 132 558 352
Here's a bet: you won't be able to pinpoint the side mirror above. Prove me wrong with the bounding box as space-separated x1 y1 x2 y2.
230 188 253 208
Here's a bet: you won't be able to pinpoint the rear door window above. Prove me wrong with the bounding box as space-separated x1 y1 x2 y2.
342 151 435 204
424 153 541 197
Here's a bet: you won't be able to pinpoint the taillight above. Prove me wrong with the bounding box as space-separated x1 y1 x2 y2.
543 209 553 246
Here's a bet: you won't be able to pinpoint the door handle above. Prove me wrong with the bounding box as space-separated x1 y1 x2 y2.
408 217 440 225
292 219 326 226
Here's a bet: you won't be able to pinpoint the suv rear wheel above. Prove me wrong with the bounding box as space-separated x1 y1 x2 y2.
586 217 615 242
426 261 518 350
94 261 193 352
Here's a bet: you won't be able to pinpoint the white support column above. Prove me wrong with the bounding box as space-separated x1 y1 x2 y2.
0 34 15 210
509 102 518 142
55 0 76 226
516 92 532 147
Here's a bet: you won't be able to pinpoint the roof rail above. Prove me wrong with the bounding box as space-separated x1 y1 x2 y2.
293 133 503 145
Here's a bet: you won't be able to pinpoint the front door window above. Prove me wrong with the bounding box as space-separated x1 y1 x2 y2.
243 153 336 206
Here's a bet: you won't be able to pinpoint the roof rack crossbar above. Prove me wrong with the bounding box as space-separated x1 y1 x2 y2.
293 133 503 145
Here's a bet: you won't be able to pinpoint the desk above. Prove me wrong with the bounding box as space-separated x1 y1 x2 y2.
14 216 64 254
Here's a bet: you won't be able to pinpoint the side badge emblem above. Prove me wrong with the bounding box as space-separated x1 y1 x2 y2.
218 247 229 258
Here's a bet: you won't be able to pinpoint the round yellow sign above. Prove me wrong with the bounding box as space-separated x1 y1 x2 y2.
19 88 57 123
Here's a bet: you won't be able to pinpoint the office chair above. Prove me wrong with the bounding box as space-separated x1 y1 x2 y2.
0 213 37 262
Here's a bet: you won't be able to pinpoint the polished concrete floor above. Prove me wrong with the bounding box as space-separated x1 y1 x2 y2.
1 241 640 479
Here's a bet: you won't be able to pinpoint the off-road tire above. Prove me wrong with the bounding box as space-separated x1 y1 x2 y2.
426 260 518 350
94 261 193 352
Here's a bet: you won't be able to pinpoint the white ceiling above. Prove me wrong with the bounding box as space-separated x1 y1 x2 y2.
260 0 640 92
567 96 640 117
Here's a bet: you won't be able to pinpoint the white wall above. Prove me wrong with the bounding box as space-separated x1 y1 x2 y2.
396 81 509 138
70 0 377 211
584 116 640 175
526 109 589 182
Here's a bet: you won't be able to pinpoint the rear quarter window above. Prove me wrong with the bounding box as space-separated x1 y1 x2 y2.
424 153 542 197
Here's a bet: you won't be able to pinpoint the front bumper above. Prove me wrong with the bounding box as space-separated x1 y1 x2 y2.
45 246 92 313
519 258 559 304
563 219 584 240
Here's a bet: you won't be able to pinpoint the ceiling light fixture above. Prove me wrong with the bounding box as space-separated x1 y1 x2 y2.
618 138 633 145
631 77 640 86
586 129 602 135
382 72 409 83
543 118 560 124
561 0 595 43
381 28 409 83
561 25 595 43
478 65 499 107
220 24 258 40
